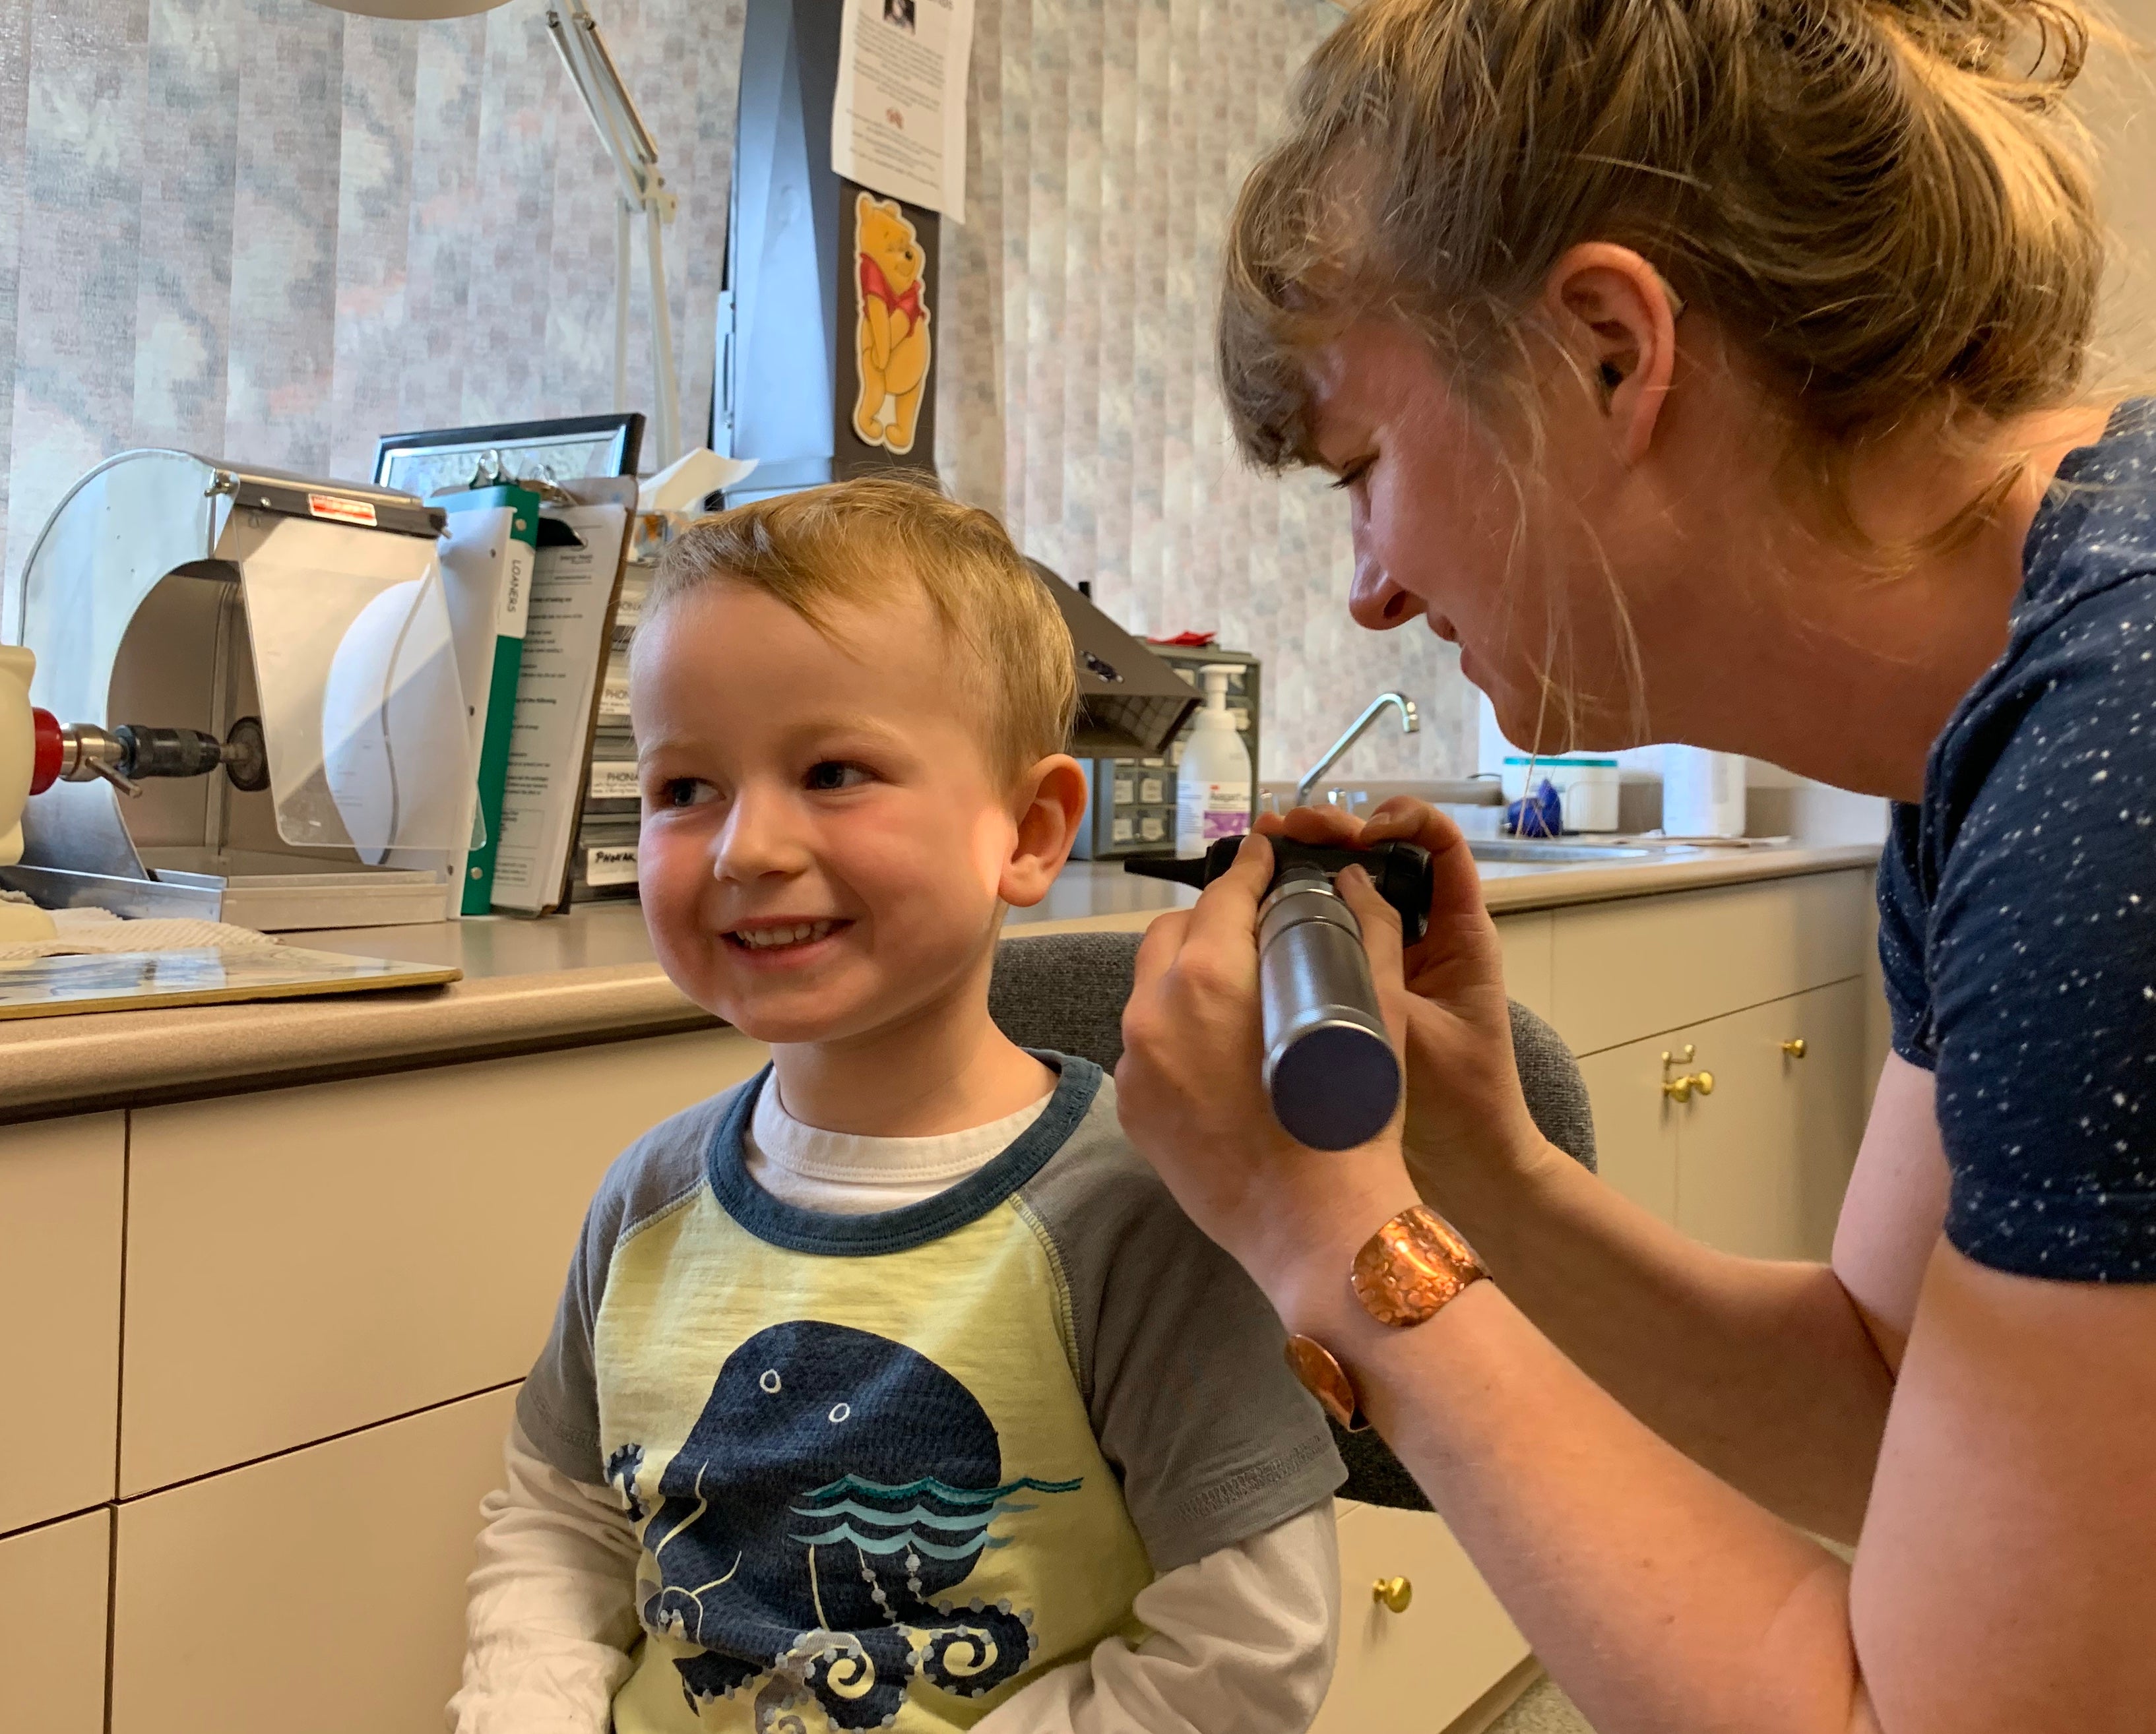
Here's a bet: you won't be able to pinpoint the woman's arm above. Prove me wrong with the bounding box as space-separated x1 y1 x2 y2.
1426 1058 1938 1539
1114 837 2156 1733
1272 803 1910 1538
1283 1210 2156 1734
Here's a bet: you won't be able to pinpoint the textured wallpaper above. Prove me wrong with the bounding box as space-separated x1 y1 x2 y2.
0 0 1477 782
0 0 744 600
938 0 1476 782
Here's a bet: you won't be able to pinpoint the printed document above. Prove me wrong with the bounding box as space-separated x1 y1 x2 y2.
832 0 974 219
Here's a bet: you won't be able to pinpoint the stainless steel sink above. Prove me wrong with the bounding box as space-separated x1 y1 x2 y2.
1468 839 1658 864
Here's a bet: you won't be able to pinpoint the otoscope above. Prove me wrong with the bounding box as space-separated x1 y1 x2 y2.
1124 836 1436 1151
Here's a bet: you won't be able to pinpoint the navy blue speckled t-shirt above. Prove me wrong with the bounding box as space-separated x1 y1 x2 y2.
1879 401 2156 1282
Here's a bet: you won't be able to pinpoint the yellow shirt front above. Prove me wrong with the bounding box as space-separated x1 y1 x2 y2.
515 1058 1345 1734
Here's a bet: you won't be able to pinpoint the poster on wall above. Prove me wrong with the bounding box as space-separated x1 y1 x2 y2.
831 0 974 220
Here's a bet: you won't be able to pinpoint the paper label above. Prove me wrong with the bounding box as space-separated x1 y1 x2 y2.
307 493 376 527
586 844 640 887
495 541 534 640
1139 777 1164 804
1178 782 1252 853
588 761 640 802
598 674 632 719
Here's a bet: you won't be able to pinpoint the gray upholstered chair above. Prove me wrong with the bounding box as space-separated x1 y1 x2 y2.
990 928 1597 1512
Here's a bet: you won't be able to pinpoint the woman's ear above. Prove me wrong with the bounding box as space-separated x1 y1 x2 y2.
1542 242 1680 464
1000 754 1091 908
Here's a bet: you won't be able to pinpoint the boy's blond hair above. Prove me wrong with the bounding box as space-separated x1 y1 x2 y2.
650 476 1078 785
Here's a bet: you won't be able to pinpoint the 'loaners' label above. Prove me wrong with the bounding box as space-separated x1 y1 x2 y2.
307 492 377 527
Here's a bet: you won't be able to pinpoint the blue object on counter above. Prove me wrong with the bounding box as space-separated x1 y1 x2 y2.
1506 778 1564 838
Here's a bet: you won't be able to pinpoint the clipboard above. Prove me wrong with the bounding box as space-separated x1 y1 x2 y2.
0 947 462 1020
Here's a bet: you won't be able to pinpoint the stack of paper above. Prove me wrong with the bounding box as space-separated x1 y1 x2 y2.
573 561 650 902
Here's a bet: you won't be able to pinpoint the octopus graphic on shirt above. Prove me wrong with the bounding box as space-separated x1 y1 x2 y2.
519 1062 1348 1733
612 1320 1077 1728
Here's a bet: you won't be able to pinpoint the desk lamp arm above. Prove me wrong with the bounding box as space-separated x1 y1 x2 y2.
545 1 682 466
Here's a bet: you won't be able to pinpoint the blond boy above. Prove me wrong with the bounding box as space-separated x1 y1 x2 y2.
451 479 1343 1733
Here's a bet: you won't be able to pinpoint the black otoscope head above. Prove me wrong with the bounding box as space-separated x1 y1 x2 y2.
1124 834 1436 944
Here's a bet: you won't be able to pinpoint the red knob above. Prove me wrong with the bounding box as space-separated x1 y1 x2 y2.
29 707 62 795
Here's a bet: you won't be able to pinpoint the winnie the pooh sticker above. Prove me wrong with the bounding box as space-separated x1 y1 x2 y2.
852 191 932 456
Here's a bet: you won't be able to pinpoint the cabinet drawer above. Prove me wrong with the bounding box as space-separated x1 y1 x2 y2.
1672 979 1872 1262
1494 912 1554 1023
1574 1036 1681 1223
0 1508 111 1734
123 1028 765 1493
1550 869 1870 1055
1314 1500 1529 1734
0 1114 123 1531
111 1385 515 1734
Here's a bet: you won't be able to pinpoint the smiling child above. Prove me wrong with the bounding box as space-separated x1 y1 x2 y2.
451 477 1345 1734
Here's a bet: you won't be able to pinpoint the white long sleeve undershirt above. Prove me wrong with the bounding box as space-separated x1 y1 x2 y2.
450 1081 1340 1733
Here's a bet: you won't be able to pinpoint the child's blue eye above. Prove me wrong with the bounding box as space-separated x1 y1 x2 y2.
658 778 714 808
805 761 870 792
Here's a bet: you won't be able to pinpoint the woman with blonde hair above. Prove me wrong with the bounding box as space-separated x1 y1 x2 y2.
1113 0 2156 1727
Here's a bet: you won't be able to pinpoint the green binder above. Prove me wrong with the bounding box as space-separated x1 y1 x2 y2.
437 485 540 916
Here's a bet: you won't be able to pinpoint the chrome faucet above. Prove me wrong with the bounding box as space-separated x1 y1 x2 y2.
1296 692 1420 807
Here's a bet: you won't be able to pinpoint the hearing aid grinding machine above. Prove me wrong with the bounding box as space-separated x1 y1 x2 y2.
0 450 498 931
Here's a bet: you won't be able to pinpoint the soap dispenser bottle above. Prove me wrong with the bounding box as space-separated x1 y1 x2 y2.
1175 664 1253 854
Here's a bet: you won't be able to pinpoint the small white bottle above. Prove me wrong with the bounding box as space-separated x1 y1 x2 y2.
1175 665 1253 853
1662 746 1747 838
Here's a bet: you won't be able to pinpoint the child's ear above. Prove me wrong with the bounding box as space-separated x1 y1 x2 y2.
999 755 1089 908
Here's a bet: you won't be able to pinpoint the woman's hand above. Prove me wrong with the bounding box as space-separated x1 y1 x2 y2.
1257 801 1553 1204
1114 830 1421 1329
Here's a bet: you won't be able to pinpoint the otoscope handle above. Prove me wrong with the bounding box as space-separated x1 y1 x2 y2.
1122 834 1432 1151
1259 867 1401 1150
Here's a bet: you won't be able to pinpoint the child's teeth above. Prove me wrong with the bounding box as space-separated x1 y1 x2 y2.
740 921 833 949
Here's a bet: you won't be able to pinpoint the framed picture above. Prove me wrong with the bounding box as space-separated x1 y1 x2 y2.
373 413 645 499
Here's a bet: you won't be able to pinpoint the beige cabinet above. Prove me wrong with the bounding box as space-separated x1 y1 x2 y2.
1315 1499 1530 1734
111 1385 516 1734
1575 1036 1681 1223
1672 980 1870 1262
0 1508 111 1734
122 1029 764 1494
0 1114 123 1533
1548 871 1869 1057
1494 912 1554 1023
1578 981 1870 1259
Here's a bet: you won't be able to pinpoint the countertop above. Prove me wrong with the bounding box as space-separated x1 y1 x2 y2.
0 842 1878 1122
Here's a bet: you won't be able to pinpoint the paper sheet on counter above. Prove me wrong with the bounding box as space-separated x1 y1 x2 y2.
488 489 634 915
832 0 973 218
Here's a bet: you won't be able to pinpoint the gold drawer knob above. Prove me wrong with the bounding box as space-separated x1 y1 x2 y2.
1781 1038 1807 1059
1373 1576 1413 1614
1661 1070 1713 1102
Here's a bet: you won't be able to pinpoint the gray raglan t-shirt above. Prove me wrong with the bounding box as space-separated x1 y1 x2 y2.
518 1053 1344 1588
